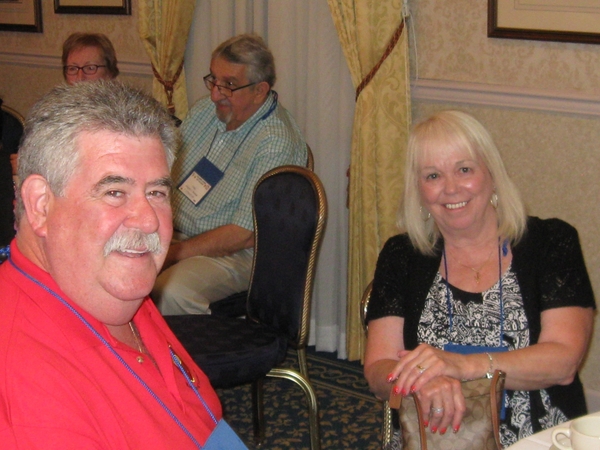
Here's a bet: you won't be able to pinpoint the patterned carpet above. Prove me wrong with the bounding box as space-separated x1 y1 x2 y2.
216 346 384 449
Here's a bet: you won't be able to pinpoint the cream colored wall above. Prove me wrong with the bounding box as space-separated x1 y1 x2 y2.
409 0 600 393
0 0 152 117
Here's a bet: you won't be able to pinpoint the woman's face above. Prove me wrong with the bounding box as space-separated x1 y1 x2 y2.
64 46 111 85
418 144 496 239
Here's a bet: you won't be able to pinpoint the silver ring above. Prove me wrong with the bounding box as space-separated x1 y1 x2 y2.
416 364 426 374
431 406 444 415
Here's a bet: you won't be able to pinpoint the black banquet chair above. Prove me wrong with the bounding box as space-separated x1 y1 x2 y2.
165 165 327 449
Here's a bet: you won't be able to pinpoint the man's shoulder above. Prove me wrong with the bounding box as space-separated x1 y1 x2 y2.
251 101 305 154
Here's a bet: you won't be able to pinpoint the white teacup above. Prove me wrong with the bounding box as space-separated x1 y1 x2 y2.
552 416 600 450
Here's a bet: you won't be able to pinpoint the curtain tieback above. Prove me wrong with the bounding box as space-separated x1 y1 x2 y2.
355 19 405 101
151 61 184 115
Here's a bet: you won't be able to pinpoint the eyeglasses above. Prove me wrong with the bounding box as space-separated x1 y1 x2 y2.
203 74 256 97
64 64 106 76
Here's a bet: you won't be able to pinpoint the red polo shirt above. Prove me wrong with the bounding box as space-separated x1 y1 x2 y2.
0 241 222 449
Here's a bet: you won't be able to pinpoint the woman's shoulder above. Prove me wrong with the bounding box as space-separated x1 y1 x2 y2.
377 233 441 274
382 232 411 249
514 216 582 265
380 233 421 259
522 216 579 245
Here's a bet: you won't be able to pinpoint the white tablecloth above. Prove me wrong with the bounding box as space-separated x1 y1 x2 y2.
506 410 600 449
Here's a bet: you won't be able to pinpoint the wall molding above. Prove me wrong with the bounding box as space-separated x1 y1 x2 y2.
0 51 153 77
412 78 600 117
3 51 600 116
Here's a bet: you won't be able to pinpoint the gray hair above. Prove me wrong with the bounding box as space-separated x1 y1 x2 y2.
16 80 178 219
399 110 527 255
212 34 276 87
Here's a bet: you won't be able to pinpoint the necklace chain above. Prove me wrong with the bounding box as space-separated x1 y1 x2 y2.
129 321 158 367
129 321 144 354
449 246 495 284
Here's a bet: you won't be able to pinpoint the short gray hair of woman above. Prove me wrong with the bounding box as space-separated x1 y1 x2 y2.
212 34 276 87
399 110 527 255
15 80 178 221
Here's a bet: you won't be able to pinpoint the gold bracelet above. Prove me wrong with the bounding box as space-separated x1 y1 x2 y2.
485 352 494 379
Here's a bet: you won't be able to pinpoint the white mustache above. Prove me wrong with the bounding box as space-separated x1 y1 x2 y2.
103 230 162 257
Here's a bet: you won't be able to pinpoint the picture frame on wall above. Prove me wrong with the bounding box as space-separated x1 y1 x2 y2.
54 0 131 15
488 0 600 44
0 0 42 33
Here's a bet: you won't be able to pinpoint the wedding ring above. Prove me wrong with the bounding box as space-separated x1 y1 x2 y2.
431 406 444 415
416 364 426 374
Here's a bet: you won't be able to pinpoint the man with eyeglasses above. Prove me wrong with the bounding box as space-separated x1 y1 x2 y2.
152 34 307 316
62 32 119 84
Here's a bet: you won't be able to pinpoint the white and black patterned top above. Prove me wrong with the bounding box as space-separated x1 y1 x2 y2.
420 270 567 447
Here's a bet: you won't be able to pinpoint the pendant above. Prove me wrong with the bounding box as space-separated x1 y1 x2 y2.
474 271 481 283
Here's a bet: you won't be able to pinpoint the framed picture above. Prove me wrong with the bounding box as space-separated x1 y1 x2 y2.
0 0 42 33
488 0 600 44
54 0 131 15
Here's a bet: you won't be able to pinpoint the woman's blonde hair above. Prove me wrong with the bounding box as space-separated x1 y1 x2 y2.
399 110 527 254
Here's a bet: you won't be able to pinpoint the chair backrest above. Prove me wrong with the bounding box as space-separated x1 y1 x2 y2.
1 103 25 155
246 165 327 349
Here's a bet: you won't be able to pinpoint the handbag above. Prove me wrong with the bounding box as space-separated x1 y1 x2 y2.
393 370 505 450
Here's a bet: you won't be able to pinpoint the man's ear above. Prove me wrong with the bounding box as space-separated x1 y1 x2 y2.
253 81 271 104
21 175 53 237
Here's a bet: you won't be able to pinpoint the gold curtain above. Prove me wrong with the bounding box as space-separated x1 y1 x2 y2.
138 0 196 119
327 0 411 361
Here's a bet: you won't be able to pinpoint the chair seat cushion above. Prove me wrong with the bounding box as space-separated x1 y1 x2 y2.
209 291 247 318
164 315 288 389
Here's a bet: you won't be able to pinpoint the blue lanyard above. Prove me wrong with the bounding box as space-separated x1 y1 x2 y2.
9 257 217 449
442 241 507 347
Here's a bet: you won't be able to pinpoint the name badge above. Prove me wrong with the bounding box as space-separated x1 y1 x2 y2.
178 157 224 205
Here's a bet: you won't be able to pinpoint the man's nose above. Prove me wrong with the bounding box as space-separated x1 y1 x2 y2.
125 196 160 233
210 85 227 102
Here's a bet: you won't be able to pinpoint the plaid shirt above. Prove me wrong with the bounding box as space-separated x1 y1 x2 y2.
172 91 307 236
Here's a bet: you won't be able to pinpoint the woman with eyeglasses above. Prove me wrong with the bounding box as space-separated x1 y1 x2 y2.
62 33 120 84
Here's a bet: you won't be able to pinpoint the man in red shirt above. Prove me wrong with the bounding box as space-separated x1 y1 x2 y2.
0 81 230 449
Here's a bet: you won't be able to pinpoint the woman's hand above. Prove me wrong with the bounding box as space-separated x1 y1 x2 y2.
412 375 466 434
388 343 466 397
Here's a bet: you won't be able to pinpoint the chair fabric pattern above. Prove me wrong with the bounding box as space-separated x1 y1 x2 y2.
247 171 318 344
